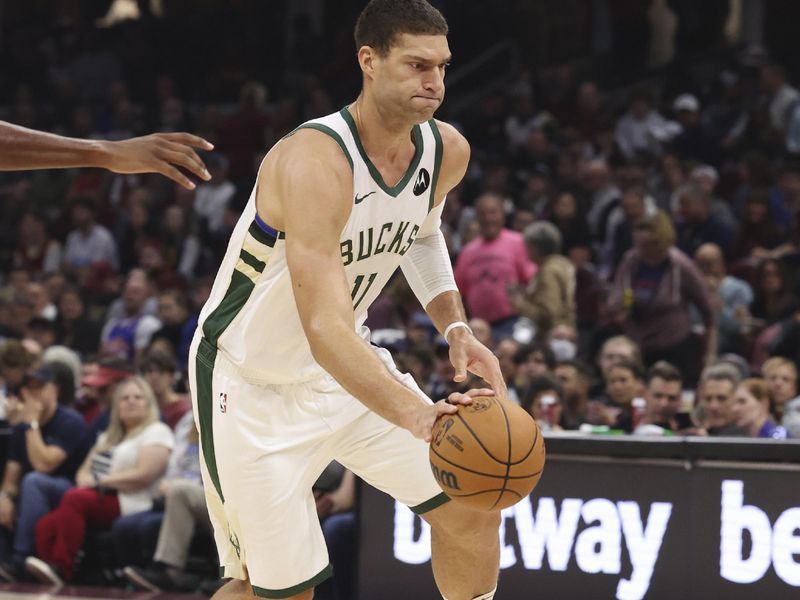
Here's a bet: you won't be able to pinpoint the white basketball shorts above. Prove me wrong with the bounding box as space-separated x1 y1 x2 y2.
189 335 448 598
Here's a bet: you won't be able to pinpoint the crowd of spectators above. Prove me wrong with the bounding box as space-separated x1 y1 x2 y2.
1 4 800 598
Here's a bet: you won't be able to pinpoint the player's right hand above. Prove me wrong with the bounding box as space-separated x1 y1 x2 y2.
410 388 495 442
410 400 458 443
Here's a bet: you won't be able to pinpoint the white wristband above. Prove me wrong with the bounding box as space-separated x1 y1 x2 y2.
443 321 472 343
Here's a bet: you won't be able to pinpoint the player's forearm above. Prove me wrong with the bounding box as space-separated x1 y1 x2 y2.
0 121 109 171
306 319 427 430
425 290 468 334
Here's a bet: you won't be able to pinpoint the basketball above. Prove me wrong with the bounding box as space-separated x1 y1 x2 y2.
429 396 545 511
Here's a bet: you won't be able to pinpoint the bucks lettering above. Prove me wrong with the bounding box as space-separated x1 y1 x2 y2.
340 221 420 266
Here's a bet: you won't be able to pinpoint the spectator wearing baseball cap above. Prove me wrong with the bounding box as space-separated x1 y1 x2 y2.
0 365 89 582
671 93 720 165
80 359 132 437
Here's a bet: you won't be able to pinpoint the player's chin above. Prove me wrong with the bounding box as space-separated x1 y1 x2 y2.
410 96 441 116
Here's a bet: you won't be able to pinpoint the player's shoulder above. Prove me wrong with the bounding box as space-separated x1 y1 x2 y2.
432 119 470 164
264 127 352 182
270 127 350 167
434 119 470 174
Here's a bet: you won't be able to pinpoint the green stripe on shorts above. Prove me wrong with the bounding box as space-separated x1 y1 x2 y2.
411 491 451 514
251 564 333 598
196 338 224 502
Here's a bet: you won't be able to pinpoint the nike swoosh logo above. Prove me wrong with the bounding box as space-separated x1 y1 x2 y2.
354 191 376 204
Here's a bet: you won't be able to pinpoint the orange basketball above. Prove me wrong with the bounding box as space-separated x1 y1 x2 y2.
429 396 545 511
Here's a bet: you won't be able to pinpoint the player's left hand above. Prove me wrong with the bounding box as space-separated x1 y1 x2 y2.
446 387 495 406
99 133 214 190
448 329 507 400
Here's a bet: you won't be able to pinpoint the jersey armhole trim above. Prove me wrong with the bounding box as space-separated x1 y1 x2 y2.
293 123 354 171
428 119 444 213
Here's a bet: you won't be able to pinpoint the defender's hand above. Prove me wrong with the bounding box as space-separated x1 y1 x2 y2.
99 133 214 189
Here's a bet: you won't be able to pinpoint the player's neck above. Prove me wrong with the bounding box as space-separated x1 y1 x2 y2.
349 97 415 161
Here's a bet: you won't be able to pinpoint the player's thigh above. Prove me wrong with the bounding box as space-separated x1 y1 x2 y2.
192 343 334 594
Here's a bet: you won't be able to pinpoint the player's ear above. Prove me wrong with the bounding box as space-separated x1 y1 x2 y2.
357 45 377 76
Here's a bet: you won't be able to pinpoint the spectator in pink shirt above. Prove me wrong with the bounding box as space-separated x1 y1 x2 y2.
455 193 537 339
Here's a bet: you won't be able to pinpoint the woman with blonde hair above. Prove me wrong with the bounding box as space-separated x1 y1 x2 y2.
26 376 174 585
608 210 714 386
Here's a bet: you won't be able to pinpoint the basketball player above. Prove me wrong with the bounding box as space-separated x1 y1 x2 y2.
0 120 213 189
190 1 503 599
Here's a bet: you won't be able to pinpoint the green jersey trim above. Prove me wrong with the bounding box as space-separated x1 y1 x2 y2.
339 106 423 198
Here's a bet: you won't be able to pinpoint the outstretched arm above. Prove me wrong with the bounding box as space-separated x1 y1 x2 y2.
0 121 213 189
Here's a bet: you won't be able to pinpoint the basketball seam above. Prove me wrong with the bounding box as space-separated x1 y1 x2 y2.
455 411 506 465
454 406 540 467
446 488 523 500
516 421 540 465
430 445 544 480
489 400 513 510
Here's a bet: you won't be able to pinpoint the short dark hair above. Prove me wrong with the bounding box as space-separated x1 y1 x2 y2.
46 361 76 407
513 342 556 371
606 358 644 381
646 361 682 387
521 374 564 413
140 350 177 374
556 358 593 382
354 0 448 57
0 340 35 370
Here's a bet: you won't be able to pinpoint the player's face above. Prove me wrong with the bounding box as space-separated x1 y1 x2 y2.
372 33 451 123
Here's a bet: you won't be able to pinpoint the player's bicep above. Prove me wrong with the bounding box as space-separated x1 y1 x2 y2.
280 146 354 332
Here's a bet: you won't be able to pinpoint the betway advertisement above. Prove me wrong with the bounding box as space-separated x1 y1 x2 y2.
357 457 800 599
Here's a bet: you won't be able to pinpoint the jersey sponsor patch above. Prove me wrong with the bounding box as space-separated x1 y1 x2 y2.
413 168 431 196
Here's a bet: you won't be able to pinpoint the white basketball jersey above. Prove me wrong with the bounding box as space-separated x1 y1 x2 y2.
196 107 443 383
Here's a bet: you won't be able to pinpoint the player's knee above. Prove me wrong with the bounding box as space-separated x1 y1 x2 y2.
443 586 496 600
426 502 500 540
472 586 496 600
